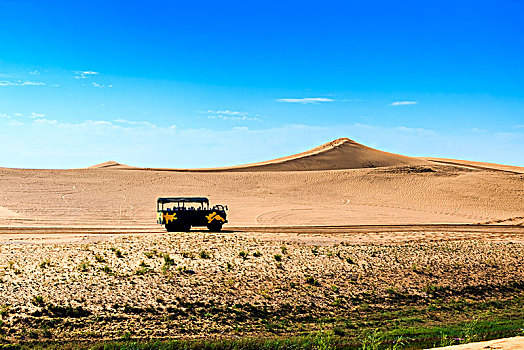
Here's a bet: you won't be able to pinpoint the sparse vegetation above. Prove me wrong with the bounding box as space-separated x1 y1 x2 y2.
177 265 194 275
111 247 123 258
6 260 21 274
360 329 382 350
253 251 262 257
161 253 175 273
163 253 175 266
181 251 194 259
0 304 9 318
94 254 106 263
0 231 522 347
239 251 248 260
199 250 211 259
144 250 158 259
135 261 151 275
273 254 282 261
78 261 90 272
305 275 320 286
39 259 51 269
31 295 45 306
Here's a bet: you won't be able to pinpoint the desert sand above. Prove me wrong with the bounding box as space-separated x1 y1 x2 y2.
0 138 523 347
1 138 523 228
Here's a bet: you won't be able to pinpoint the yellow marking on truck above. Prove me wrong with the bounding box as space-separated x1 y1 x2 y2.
206 212 225 223
163 212 177 224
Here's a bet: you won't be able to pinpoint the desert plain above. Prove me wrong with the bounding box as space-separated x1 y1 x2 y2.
0 138 523 349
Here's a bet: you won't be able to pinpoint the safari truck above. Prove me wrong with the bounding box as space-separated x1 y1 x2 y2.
157 197 228 232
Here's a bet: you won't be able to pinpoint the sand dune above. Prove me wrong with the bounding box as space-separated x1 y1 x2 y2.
88 160 135 169
424 157 524 174
86 138 524 174
87 138 428 172
211 137 428 171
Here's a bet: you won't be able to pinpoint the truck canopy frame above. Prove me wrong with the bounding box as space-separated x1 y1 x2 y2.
157 197 209 204
157 197 210 211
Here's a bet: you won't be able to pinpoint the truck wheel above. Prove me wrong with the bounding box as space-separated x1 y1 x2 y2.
207 222 223 232
165 223 178 232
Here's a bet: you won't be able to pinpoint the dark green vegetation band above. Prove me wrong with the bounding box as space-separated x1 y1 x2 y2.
2 311 523 350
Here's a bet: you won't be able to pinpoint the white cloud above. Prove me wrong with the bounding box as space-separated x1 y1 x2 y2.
395 126 435 135
30 112 46 118
354 123 373 128
207 115 261 121
84 120 113 127
92 82 112 88
0 112 24 119
74 71 99 79
352 123 436 137
390 101 418 106
277 98 334 104
34 118 58 125
33 118 112 128
114 118 176 130
23 81 46 86
30 117 176 132
114 118 155 127
494 132 522 140
0 80 46 86
7 120 24 126
203 109 262 121
471 128 486 133
29 70 40 75
206 109 248 116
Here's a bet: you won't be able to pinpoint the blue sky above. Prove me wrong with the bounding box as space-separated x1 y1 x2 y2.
1 0 523 168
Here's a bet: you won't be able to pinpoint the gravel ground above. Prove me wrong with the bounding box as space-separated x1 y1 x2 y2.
0 230 523 342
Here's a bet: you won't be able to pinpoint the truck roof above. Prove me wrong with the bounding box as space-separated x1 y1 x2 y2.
157 197 209 204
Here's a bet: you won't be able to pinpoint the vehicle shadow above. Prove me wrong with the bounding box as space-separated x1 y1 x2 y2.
187 229 236 233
